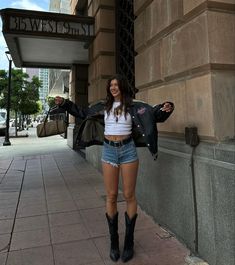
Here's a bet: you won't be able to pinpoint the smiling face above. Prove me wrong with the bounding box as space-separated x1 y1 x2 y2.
109 79 121 101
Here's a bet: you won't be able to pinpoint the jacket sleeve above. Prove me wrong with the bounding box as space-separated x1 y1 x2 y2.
60 99 88 120
152 102 174 123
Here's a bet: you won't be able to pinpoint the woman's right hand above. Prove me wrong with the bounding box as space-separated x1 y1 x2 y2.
55 96 64 106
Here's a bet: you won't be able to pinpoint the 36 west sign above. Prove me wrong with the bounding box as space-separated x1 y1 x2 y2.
0 8 95 40
9 16 93 37
0 8 95 68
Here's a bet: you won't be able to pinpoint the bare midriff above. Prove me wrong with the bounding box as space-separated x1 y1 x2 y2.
105 135 131 141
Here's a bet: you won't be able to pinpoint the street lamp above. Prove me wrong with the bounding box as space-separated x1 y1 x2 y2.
3 51 12 146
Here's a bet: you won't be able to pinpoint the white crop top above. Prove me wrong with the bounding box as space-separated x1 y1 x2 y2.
104 102 132 136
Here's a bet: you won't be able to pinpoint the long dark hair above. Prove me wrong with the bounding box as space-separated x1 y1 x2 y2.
105 74 133 117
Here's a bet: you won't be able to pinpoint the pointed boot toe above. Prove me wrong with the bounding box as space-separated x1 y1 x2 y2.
121 249 134 263
110 249 120 262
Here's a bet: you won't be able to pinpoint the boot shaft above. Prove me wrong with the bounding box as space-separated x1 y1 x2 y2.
122 212 138 262
124 212 137 249
125 212 137 235
106 212 120 261
106 212 118 235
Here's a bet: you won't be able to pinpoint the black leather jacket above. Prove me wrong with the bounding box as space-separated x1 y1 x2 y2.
61 99 174 159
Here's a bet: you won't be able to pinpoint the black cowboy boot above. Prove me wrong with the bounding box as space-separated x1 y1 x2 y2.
106 212 120 262
121 212 138 263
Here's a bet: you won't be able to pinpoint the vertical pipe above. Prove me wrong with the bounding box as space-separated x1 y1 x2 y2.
3 58 12 146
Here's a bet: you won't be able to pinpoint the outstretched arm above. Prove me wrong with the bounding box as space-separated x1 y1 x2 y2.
55 96 88 120
153 102 174 123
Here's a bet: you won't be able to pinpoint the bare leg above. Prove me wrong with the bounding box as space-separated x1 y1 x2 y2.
120 160 139 218
102 162 120 217
103 162 120 261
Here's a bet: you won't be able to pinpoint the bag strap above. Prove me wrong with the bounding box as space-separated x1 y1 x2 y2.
50 106 60 133
42 106 58 136
44 106 59 122
44 106 67 135
42 109 50 135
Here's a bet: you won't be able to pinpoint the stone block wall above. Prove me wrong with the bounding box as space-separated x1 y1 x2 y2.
134 0 235 141
131 1 235 264
88 0 116 103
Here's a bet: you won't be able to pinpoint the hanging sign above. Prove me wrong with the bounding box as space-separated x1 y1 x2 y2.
9 15 93 37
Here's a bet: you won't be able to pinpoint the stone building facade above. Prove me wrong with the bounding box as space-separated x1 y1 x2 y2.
68 1 235 265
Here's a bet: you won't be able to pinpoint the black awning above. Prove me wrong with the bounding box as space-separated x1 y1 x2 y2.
0 8 95 68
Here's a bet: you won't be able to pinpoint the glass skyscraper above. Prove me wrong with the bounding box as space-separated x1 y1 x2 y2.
48 0 71 98
49 0 71 14
39 68 49 112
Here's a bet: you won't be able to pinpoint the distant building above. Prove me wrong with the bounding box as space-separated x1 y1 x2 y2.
25 68 49 112
39 68 49 112
48 0 71 99
49 0 71 14
25 68 39 81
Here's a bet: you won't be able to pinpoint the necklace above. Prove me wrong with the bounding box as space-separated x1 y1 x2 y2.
112 102 122 122
114 108 122 122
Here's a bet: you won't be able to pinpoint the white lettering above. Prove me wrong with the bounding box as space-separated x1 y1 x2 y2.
9 16 93 37
29 18 41 31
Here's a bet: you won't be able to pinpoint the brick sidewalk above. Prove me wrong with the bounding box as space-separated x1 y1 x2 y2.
0 130 189 265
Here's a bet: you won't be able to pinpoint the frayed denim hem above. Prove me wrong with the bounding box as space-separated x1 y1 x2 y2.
101 159 119 167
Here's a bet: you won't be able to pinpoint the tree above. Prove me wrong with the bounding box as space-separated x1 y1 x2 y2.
0 70 8 96
46 96 56 108
0 69 28 110
19 76 41 115
0 68 42 135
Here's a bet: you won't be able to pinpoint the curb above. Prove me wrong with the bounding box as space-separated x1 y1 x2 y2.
10 135 29 138
184 256 209 265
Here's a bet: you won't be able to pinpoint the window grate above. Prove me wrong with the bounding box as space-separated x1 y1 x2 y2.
116 0 137 97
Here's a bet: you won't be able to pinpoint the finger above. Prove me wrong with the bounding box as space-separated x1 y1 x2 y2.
164 103 170 108
164 106 172 112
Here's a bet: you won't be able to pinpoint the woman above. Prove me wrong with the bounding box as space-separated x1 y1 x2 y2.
55 74 174 262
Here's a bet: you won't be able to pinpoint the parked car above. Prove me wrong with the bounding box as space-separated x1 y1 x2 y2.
0 109 7 120
0 115 6 136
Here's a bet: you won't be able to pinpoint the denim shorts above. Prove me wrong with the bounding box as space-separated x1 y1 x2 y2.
101 138 138 167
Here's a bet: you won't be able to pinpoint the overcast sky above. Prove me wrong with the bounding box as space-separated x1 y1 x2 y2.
0 0 49 70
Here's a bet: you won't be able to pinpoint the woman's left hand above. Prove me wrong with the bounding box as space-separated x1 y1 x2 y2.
161 102 174 112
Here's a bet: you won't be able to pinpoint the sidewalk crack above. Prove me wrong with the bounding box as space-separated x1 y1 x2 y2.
0 243 10 253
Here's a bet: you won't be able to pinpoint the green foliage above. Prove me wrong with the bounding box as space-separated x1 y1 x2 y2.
36 100 43 114
0 69 42 115
0 70 8 98
46 96 56 108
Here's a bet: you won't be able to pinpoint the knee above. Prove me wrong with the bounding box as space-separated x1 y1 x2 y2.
123 191 136 203
107 192 118 204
